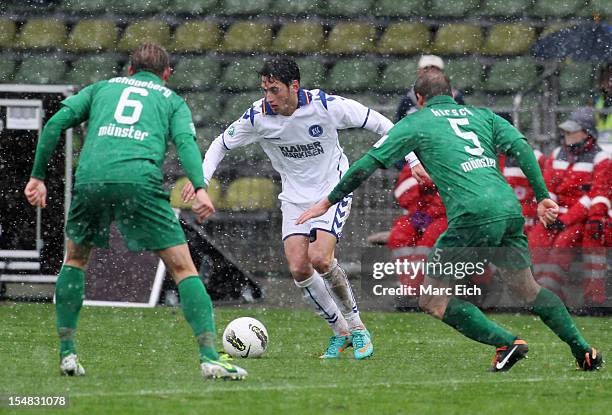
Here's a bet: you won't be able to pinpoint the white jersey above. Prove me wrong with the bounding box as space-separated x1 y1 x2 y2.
203 88 419 205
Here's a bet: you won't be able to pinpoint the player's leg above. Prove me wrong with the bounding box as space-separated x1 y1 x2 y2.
308 230 372 359
498 217 601 370
284 236 352 359
420 223 526 371
309 230 363 330
419 274 526 372
498 266 602 370
419 275 517 345
284 235 351 339
57 183 112 376
117 183 245 379
156 244 217 360
157 244 247 379
56 240 92 376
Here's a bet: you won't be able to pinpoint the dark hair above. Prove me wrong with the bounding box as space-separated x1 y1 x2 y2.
414 68 452 101
129 42 170 77
258 56 300 86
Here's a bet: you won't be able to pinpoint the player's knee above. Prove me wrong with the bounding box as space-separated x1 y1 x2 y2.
309 253 333 273
65 245 91 269
168 262 197 279
289 263 312 281
64 258 88 269
418 295 446 319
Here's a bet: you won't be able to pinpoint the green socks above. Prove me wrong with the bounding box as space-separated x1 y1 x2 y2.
440 289 592 358
532 288 590 358
55 265 85 357
442 297 516 347
55 271 220 362
178 276 219 361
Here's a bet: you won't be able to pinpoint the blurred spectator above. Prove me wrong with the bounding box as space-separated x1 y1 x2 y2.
528 108 611 305
395 55 465 122
387 164 448 298
594 64 612 147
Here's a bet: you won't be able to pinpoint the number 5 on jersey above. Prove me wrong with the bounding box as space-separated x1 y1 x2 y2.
448 118 484 156
114 86 149 125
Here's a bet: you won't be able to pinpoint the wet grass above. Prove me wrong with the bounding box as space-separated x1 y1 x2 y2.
1 303 610 415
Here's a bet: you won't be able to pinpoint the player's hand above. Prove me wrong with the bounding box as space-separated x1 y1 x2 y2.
295 199 332 225
537 198 559 226
192 188 215 222
181 181 196 203
24 177 47 208
411 164 431 185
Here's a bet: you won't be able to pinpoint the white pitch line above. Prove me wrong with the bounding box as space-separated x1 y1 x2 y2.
68 375 611 398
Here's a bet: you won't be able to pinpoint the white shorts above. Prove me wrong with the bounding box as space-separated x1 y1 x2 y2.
281 194 353 241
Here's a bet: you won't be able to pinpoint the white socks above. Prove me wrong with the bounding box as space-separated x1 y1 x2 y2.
295 271 349 335
320 259 364 330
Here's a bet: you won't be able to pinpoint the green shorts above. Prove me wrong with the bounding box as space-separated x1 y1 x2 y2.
427 217 531 280
66 183 186 252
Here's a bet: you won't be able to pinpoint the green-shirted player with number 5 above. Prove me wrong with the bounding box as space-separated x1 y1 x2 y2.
297 69 603 372
24 43 247 380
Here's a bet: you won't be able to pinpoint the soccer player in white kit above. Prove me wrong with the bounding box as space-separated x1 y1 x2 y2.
184 57 423 359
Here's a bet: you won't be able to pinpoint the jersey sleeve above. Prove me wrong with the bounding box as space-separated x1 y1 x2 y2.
491 111 526 153
219 110 261 150
367 122 418 169
31 107 81 180
329 96 380 131
170 99 206 190
60 83 97 123
331 96 422 167
169 98 197 140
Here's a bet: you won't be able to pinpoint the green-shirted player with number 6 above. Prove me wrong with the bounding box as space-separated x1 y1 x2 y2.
297 69 603 372
24 43 248 380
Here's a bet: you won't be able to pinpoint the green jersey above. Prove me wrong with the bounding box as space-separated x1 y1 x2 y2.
60 71 198 187
368 95 544 227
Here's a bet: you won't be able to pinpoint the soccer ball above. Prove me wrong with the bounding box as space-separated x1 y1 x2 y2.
222 317 268 358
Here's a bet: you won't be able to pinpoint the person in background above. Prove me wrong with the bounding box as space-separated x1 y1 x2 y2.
528 108 611 305
395 55 465 123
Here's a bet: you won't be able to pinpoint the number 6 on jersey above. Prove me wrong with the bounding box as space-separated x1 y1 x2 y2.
114 86 149 125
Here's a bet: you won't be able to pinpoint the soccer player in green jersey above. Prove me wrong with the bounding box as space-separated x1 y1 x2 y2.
297 69 603 372
24 43 247 380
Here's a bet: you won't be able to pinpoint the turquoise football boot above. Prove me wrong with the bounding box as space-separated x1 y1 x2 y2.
351 329 373 360
320 334 352 359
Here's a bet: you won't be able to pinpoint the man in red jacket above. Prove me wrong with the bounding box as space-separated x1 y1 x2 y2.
528 108 611 304
388 164 447 295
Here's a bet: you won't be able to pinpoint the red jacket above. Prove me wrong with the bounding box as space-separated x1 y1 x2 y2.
393 164 445 218
543 138 611 226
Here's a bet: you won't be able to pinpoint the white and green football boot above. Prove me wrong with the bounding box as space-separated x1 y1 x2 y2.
320 334 352 359
201 356 248 380
60 353 85 376
351 329 373 360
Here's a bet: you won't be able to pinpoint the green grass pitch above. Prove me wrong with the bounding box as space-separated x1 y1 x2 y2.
1 303 610 415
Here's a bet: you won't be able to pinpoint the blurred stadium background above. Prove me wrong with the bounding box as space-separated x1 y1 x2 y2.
0 0 610 305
